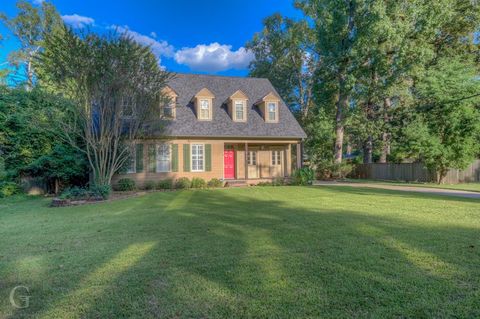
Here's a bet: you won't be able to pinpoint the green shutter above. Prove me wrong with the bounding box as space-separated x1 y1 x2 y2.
148 144 156 173
183 144 190 172
135 144 144 173
205 144 212 172
171 144 178 172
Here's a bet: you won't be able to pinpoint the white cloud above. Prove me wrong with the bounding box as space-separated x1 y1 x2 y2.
32 0 44 5
110 25 174 61
61 14 95 29
150 32 157 39
174 43 254 72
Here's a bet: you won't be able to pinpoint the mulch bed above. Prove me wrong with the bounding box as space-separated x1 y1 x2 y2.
50 189 178 207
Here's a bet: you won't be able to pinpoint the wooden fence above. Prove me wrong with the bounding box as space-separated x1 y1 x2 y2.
351 160 480 184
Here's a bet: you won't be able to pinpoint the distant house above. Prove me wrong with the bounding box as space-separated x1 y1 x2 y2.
113 73 306 186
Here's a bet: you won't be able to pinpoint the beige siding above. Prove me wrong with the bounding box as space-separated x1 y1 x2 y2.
113 138 299 188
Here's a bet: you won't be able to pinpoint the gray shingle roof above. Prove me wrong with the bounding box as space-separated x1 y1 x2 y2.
149 73 306 139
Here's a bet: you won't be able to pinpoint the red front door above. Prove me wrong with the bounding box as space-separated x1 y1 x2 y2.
224 148 235 179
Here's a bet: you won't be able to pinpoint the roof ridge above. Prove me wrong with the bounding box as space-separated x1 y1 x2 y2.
172 72 269 81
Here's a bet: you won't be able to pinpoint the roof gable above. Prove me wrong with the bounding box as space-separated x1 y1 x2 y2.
194 87 215 98
229 90 248 100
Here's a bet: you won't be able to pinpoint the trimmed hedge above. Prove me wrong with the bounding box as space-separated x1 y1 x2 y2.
116 178 136 191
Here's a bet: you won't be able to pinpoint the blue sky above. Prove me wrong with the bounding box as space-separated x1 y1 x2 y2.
1 0 302 76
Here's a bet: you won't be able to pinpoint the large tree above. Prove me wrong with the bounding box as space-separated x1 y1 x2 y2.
38 27 171 187
0 0 63 89
395 58 480 183
246 13 316 121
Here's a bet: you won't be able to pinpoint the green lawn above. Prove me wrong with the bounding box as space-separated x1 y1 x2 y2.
1 187 479 318
346 179 480 193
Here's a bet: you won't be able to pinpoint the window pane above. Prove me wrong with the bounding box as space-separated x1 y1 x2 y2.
235 101 244 120
127 145 136 173
191 144 204 171
268 103 276 121
156 144 171 172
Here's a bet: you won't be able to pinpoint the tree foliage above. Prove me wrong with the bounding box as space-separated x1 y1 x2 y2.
0 0 63 89
248 0 480 181
0 85 87 187
38 26 171 186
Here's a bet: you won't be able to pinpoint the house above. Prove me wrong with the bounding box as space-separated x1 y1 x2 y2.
112 73 306 186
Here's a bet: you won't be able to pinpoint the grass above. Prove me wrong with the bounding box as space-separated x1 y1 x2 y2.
1 186 479 318
346 178 480 193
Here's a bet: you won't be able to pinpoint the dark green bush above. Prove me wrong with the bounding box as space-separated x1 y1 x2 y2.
0 181 22 198
315 161 352 180
272 178 286 186
256 181 273 186
116 178 136 191
60 185 110 200
59 186 88 200
89 184 111 199
292 167 315 185
207 178 223 188
157 179 173 190
144 180 156 190
191 177 206 189
175 177 191 189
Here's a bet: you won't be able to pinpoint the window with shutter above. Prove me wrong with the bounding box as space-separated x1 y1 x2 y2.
171 144 178 172
135 144 143 173
148 145 156 173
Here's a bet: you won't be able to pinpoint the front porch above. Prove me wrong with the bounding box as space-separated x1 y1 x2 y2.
222 142 302 183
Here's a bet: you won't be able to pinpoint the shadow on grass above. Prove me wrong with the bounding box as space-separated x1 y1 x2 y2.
4 187 480 318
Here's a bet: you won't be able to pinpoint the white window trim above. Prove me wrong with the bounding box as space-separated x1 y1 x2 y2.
271 150 281 166
247 150 257 166
199 99 211 120
156 143 172 173
233 100 246 122
191 143 205 172
267 102 278 122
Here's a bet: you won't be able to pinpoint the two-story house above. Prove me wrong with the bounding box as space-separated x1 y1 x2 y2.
113 73 306 186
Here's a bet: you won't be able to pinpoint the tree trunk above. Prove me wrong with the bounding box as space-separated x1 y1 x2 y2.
437 167 448 184
363 135 373 164
334 74 348 164
379 97 391 163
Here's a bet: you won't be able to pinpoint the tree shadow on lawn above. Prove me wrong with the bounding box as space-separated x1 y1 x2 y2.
5 187 480 318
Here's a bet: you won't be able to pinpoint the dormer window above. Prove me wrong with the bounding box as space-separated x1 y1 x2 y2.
200 99 210 119
267 102 277 121
235 100 245 121
256 92 280 123
228 90 248 122
193 88 214 121
163 101 175 118
161 86 178 119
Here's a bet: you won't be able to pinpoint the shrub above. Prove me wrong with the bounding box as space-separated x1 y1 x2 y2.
315 161 353 180
331 163 353 179
59 186 88 200
0 181 22 198
116 178 136 191
175 177 191 189
157 179 173 190
89 184 111 199
292 167 315 185
272 177 286 186
256 181 272 186
144 181 156 190
207 178 223 188
191 177 206 189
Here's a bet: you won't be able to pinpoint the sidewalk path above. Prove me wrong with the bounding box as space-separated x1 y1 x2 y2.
313 181 480 199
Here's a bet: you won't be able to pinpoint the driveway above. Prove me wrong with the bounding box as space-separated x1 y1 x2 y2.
313 181 480 199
